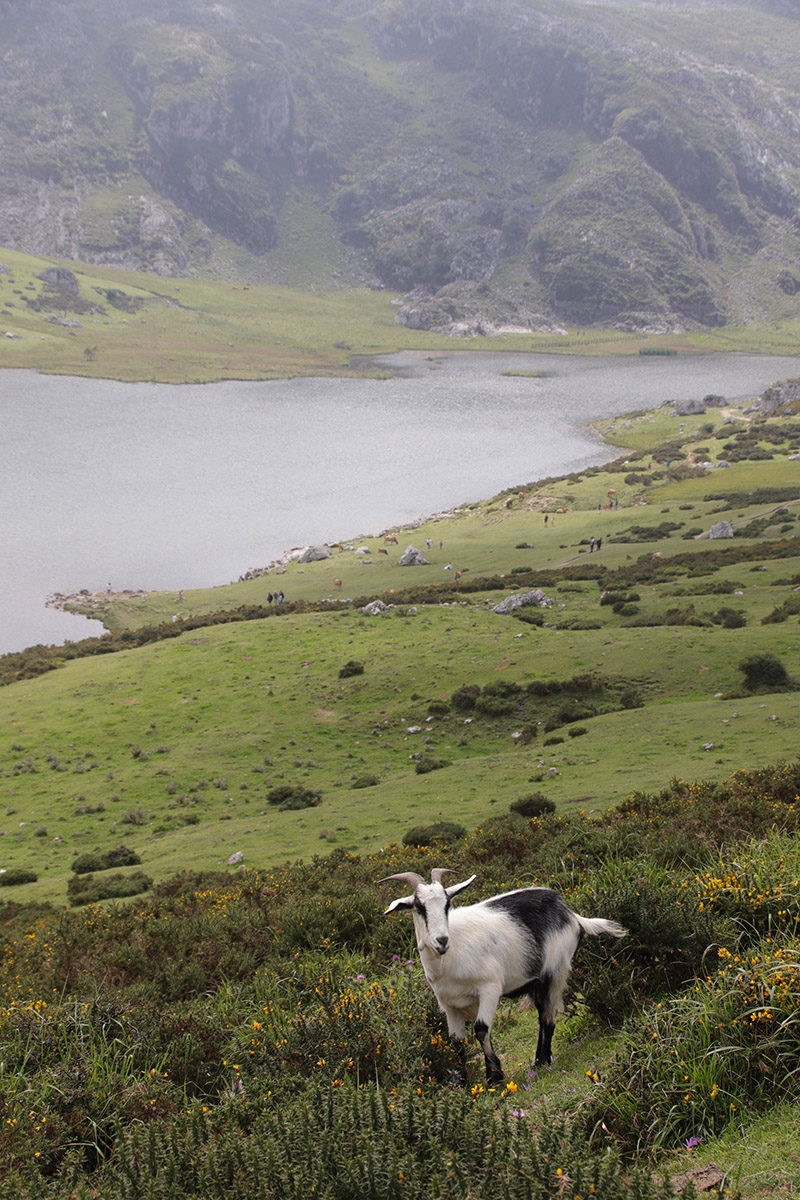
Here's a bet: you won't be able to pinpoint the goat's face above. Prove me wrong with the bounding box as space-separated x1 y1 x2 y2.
379 870 475 956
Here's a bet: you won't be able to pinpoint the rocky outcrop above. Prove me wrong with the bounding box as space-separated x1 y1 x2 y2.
492 589 553 615
759 378 800 415
4 0 800 324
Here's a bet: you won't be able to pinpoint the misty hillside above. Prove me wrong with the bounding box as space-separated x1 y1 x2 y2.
4 0 800 332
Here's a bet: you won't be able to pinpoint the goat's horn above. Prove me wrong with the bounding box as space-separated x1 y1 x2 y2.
377 872 424 889
430 868 456 884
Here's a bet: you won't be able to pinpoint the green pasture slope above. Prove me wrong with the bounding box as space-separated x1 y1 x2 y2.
4 245 800 383
4 398 800 905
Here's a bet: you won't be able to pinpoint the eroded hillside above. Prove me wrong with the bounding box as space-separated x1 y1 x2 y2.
3 0 800 330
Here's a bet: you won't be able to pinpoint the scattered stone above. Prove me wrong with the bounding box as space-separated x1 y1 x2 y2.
670 1164 726 1194
492 588 553 614
399 545 429 566
228 851 244 865
708 520 734 539
297 545 331 563
362 599 389 615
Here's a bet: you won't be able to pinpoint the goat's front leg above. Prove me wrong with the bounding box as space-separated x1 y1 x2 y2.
441 1007 468 1089
474 987 504 1087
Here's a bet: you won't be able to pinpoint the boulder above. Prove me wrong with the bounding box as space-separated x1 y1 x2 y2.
362 600 389 615
708 520 734 539
228 851 244 865
399 545 430 565
38 266 79 293
298 545 331 563
492 588 553 614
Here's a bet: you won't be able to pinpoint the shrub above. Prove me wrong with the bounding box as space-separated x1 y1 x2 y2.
568 725 588 738
338 659 364 678
427 699 450 716
120 807 147 826
351 774 379 789
266 785 322 810
451 683 481 710
72 845 142 875
0 867 37 886
414 755 451 774
402 820 466 846
474 694 515 717
509 792 556 818
739 652 789 691
67 870 153 906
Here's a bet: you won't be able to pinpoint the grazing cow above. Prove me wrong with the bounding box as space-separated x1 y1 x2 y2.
378 547 389 555
454 570 462 581
333 578 342 587
384 535 398 544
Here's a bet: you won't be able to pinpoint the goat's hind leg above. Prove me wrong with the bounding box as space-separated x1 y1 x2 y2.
474 987 504 1087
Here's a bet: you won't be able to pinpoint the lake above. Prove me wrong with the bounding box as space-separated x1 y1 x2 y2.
2 349 797 655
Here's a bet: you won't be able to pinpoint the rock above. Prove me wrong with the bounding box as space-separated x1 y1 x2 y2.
671 398 707 416
708 520 734 539
298 545 331 563
716 460 731 468
399 545 430 565
492 588 552 614
44 315 82 327
362 600 389 615
228 851 244 865
759 377 800 414
38 266 79 292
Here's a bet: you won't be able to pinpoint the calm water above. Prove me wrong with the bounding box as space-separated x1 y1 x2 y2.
2 350 797 654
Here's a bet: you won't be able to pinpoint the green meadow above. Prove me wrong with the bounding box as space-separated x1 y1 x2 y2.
4 246 800 383
4 399 800 905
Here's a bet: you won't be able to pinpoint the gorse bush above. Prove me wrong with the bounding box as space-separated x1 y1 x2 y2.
3 759 800 1194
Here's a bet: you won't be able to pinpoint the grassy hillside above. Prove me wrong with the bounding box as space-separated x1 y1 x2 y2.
6 247 800 383
3 396 800 908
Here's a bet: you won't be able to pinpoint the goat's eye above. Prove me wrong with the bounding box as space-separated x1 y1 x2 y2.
413 899 426 916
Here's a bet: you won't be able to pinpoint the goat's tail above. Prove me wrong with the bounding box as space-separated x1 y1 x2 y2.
575 915 627 939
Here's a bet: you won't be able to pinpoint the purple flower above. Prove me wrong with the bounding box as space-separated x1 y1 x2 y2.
510 1109 528 1118
355 974 365 980
684 1136 704 1150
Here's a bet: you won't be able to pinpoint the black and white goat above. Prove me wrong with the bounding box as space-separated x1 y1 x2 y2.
380 868 626 1086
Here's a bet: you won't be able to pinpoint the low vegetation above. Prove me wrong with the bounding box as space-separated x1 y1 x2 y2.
2 762 800 1197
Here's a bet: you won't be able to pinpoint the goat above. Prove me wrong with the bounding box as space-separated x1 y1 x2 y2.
379 869 626 1086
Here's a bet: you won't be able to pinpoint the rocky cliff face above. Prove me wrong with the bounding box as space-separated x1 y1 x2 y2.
3 0 800 329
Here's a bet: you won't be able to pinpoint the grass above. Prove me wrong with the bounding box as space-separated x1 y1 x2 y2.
3 397 800 908
4 247 800 383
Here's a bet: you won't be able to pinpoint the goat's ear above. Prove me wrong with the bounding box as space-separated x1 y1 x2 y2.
445 874 476 899
384 894 416 914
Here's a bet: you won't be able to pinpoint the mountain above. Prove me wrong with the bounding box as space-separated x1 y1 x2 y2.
3 0 800 332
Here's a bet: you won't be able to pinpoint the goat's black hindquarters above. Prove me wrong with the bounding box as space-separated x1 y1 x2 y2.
474 1018 504 1086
